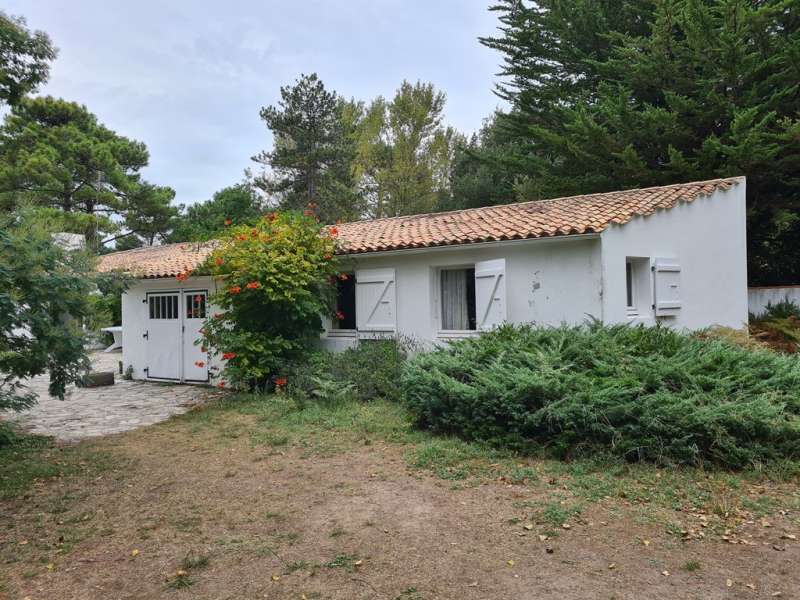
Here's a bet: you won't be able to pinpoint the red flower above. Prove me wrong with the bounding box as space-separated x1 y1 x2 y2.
224 218 232 226
323 253 332 261
228 286 241 294
303 209 314 216
338 273 349 281
222 352 236 360
251 228 259 238
213 313 224 319
274 377 287 387
237 234 248 241
214 257 224 266
194 360 205 368
176 270 191 282
264 212 277 222
245 281 261 289
329 226 338 236
217 381 226 389
335 310 345 321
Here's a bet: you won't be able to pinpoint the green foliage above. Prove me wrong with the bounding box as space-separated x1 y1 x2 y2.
200 212 339 390
0 12 57 106
401 323 800 468
749 300 800 353
169 184 263 242
0 96 175 249
351 80 464 217
252 73 364 223
285 338 415 405
474 0 800 285
0 209 94 411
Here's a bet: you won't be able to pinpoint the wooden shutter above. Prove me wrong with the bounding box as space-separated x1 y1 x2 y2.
653 258 681 316
355 268 396 332
474 258 506 330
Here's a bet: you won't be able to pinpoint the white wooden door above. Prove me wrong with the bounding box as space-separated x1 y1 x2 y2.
182 290 209 382
145 292 182 380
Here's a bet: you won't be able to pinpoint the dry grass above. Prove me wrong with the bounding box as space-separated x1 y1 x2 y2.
1 394 799 599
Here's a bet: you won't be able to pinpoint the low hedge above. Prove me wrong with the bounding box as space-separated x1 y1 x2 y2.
401 323 800 468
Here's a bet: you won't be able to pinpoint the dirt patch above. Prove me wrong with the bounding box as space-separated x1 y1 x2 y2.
1 403 798 600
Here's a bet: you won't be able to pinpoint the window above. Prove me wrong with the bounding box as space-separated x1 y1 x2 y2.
440 268 477 330
626 261 635 309
148 294 179 320
625 257 651 317
186 293 206 319
333 273 356 329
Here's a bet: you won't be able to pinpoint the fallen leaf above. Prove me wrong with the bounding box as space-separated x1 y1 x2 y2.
661 570 670 576
726 579 733 588
523 524 534 531
781 533 796 540
746 583 756 590
130 549 139 557
642 539 651 547
354 560 363 567
608 563 616 570
466 582 478 587
538 534 549 542
507 560 515 567
561 523 571 530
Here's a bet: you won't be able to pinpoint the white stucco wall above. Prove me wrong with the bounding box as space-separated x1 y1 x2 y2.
121 276 222 381
748 286 800 317
322 236 603 349
600 181 748 330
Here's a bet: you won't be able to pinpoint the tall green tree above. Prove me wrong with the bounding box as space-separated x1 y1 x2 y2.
475 0 800 285
252 73 363 223
0 96 176 250
0 209 93 416
0 12 57 106
353 81 463 217
169 184 263 242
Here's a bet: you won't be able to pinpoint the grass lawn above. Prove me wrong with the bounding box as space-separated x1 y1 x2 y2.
1 394 798 599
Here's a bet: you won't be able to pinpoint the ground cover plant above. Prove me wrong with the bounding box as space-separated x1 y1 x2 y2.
749 300 800 354
402 323 800 468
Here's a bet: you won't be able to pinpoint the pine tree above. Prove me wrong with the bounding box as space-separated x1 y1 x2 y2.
473 0 800 285
252 74 364 223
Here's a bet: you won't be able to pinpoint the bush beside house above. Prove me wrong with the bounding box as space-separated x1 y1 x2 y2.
200 212 339 391
400 323 800 468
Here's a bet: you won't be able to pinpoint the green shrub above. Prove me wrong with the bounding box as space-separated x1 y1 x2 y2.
199 212 339 390
749 300 800 354
401 323 800 468
286 338 415 404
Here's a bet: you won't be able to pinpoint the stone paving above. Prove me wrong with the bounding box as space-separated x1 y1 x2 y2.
2 351 217 442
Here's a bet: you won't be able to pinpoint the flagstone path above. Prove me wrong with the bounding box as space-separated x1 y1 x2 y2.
2 351 217 442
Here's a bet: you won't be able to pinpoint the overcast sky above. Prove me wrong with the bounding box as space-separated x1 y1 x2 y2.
7 1 505 206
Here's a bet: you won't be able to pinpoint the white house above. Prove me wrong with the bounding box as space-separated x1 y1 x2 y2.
98 177 749 383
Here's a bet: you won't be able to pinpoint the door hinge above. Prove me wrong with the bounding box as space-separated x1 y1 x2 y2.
144 367 149 374
143 331 149 339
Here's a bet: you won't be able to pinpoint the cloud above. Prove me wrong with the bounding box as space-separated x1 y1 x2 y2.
5 0 504 205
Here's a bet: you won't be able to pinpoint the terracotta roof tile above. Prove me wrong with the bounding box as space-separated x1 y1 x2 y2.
97 177 741 277
97 241 217 279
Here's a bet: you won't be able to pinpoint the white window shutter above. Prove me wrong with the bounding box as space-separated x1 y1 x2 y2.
355 268 396 332
653 258 681 316
474 258 506 330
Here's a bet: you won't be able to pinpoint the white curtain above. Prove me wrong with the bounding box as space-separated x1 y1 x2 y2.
441 270 469 330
